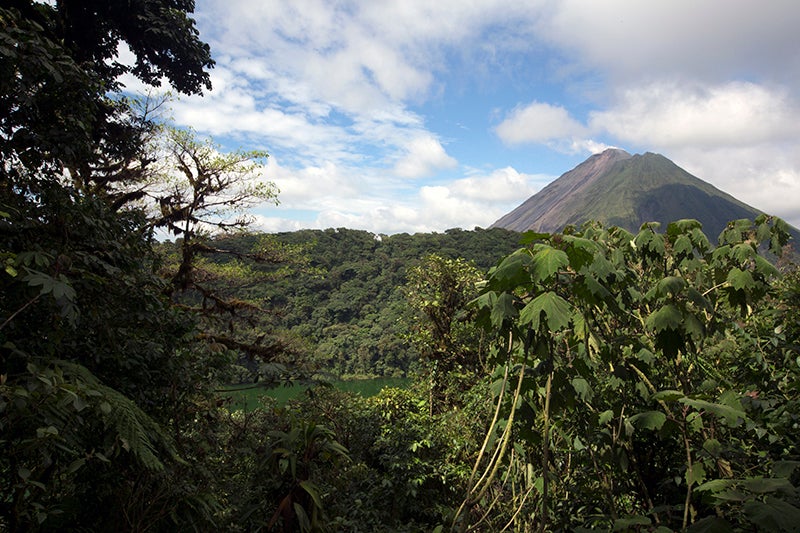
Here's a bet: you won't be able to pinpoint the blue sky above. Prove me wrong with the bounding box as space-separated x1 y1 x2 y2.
134 0 800 234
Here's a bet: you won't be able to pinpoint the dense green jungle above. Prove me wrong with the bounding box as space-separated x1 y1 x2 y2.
3 2 800 532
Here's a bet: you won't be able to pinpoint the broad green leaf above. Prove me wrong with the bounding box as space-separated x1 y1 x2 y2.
695 479 733 494
571 377 593 402
583 274 611 299
636 348 655 364
628 410 667 431
650 390 684 402
743 497 800 532
293 502 311 531
299 480 324 509
690 227 711 252
686 287 711 310
470 291 497 310
686 461 706 487
587 253 615 280
741 477 795 494
703 438 722 456
653 276 687 298
754 255 779 278
490 250 531 289
773 461 800 479
667 218 703 237
491 292 518 327
530 245 569 282
645 304 682 333
519 231 550 245
519 291 572 331
684 313 705 340
562 235 598 270
67 458 86 474
673 234 694 255
727 267 755 290
731 243 755 263
598 409 614 425
679 398 745 426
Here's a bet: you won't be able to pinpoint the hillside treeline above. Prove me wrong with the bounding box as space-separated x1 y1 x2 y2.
161 227 520 379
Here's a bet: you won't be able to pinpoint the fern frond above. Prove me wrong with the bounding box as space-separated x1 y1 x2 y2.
53 360 182 471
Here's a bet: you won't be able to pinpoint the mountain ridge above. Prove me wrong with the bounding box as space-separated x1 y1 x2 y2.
491 149 783 240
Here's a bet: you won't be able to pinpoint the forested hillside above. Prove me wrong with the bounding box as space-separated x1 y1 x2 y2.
163 227 521 378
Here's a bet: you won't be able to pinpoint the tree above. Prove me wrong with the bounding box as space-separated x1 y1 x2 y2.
1 1 219 529
455 217 796 531
1 1 212 173
405 254 484 411
143 126 304 379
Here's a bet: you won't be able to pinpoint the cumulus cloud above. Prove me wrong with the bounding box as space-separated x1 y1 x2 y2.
495 101 587 144
393 137 457 178
590 82 800 149
662 146 800 227
449 167 547 202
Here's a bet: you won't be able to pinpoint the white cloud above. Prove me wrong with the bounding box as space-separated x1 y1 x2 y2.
495 101 587 145
591 82 800 149
539 0 800 84
450 167 547 202
664 146 800 228
393 137 457 178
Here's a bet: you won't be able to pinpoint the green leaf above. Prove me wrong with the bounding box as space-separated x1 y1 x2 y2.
519 291 572 331
673 234 694 255
703 438 722 456
519 231 550 245
598 409 614 425
686 461 706 487
471 291 497 311
741 477 795 494
293 502 311 531
645 304 682 333
754 255 779 278
67 458 86 474
727 268 755 290
628 410 667 431
731 243 755 263
667 218 703 236
650 390 684 402
679 398 745 426
654 276 687 298
695 479 733 494
571 377 593 402
773 461 800 479
530 245 569 282
491 292 518 327
743 497 800 532
491 250 531 289
299 480 323 509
